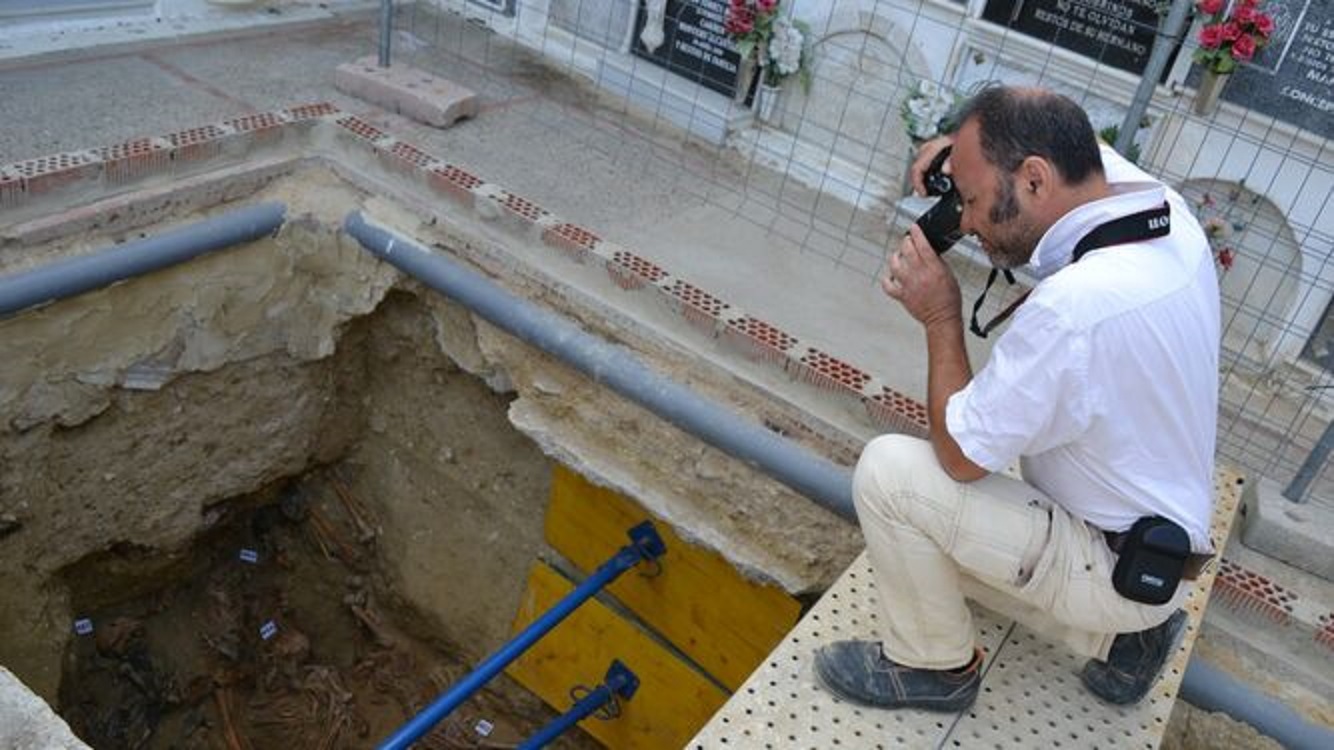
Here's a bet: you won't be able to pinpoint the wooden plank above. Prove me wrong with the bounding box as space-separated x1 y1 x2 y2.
546 465 802 690
505 563 730 750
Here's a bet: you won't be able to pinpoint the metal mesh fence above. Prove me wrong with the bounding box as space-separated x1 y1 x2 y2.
379 0 1333 507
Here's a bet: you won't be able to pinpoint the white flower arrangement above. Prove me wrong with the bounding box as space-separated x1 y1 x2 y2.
768 18 805 79
900 80 961 142
725 1 813 90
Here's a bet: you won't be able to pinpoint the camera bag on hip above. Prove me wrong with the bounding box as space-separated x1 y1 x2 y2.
1112 516 1191 605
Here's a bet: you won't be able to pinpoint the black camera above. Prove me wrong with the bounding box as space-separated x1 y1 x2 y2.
914 146 964 254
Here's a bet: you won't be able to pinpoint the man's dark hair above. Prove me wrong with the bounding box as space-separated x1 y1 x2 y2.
955 87 1104 185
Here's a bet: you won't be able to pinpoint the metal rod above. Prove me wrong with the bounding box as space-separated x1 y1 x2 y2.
377 524 665 750
344 212 857 520
517 661 639 750
0 202 286 319
1115 0 1194 156
1282 417 1334 502
378 0 393 67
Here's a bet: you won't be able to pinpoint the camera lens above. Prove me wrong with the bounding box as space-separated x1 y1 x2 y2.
924 171 954 197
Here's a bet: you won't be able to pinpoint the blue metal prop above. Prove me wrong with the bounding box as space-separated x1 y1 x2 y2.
378 522 665 749
517 660 640 750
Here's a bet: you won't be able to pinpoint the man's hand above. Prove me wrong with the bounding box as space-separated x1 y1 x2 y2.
882 224 963 329
909 135 955 196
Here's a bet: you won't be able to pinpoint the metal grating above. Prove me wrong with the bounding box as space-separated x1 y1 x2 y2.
690 469 1243 749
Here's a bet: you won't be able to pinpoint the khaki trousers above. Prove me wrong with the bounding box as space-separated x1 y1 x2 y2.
853 435 1183 670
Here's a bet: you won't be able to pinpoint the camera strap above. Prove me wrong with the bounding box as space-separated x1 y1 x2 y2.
968 202 1172 338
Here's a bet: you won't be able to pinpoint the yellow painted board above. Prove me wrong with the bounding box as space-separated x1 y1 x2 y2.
505 563 730 750
546 465 801 690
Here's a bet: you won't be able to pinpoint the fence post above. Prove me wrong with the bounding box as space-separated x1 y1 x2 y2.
379 0 393 67
1115 0 1194 156
1283 417 1334 503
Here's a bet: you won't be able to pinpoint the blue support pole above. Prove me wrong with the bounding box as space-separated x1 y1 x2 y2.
518 661 640 750
378 523 665 750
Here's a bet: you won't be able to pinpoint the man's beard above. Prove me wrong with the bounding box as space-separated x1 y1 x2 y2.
983 177 1041 269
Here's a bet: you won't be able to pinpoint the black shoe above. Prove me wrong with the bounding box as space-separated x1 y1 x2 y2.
1080 609 1188 705
813 641 981 712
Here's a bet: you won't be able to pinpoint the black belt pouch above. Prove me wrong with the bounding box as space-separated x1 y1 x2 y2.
1111 516 1190 605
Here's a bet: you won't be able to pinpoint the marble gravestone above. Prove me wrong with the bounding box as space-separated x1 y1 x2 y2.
1217 0 1333 140
982 0 1171 76
632 0 744 98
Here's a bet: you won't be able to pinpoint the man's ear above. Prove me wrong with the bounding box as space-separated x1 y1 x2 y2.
1018 157 1055 198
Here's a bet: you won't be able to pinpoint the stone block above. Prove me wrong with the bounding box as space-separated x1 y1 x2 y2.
0 667 90 749
1240 476 1334 581
334 57 478 128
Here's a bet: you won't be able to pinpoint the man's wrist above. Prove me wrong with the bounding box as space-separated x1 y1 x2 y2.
923 313 964 336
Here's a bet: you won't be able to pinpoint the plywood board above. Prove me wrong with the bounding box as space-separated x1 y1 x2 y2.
506 563 730 750
547 465 801 689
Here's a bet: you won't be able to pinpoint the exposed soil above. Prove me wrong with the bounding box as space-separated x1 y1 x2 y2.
55 468 590 750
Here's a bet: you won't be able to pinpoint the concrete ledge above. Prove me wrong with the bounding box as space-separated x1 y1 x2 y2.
334 57 478 128
1241 476 1334 580
0 667 89 749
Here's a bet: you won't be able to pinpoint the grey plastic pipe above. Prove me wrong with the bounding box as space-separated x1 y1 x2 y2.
0 202 286 319
1181 658 1332 749
345 213 1334 750
343 211 855 519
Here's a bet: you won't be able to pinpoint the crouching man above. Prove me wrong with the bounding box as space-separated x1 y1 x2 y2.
814 86 1219 711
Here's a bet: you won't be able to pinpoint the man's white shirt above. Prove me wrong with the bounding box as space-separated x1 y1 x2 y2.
945 146 1220 551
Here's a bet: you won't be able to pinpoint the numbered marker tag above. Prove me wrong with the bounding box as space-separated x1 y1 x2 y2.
73 618 94 636
259 620 278 641
239 548 259 564
474 719 494 738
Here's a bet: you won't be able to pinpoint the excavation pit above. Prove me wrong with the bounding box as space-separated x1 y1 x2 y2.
1 104 867 749
57 466 574 750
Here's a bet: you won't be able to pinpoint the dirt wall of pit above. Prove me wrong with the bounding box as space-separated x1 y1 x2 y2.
0 164 862 702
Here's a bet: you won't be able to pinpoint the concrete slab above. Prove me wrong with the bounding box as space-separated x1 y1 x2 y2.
0 0 377 65
632 202 997 400
1241 476 1334 581
335 56 477 129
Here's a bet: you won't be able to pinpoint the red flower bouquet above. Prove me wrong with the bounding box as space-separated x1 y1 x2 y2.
1193 0 1276 74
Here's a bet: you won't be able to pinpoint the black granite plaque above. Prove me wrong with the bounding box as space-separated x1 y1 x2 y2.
982 0 1168 76
1216 0 1334 139
632 0 743 98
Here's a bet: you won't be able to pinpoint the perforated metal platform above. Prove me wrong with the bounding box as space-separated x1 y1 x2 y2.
689 469 1243 749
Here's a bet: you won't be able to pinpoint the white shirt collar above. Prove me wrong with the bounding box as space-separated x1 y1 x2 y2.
1025 181 1167 280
